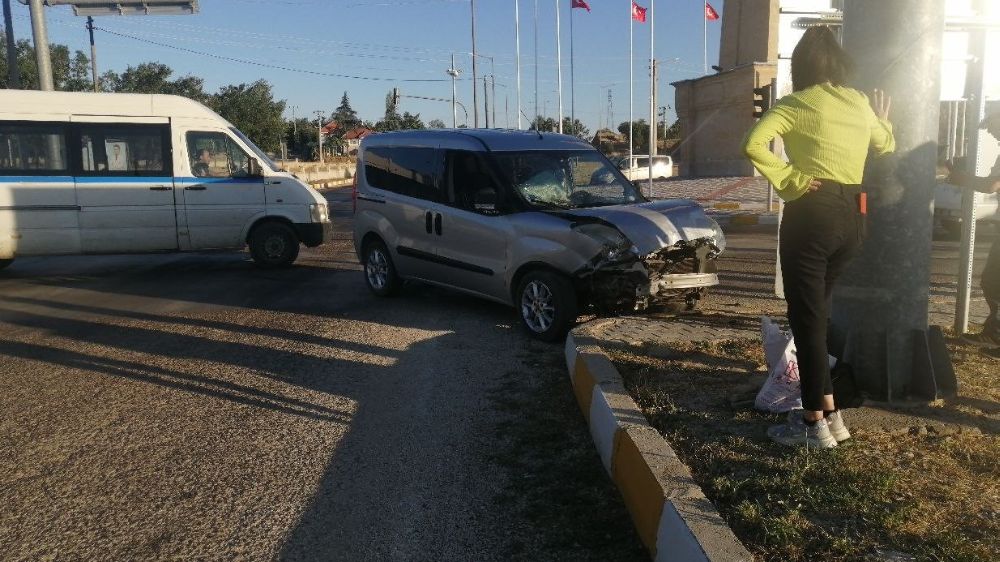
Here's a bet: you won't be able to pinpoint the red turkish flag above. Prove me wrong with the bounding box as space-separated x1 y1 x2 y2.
571 0 591 12
632 1 647 23
705 2 720 20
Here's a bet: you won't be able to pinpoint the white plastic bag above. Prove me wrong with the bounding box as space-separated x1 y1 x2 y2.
755 316 837 413
755 316 803 413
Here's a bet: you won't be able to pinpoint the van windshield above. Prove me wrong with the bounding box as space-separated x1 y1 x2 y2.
229 127 278 172
492 150 643 210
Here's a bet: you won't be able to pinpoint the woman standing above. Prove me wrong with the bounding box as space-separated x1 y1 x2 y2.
742 26 894 448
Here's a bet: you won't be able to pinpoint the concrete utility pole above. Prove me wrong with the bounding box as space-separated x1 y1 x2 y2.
86 16 98 91
314 111 324 164
834 0 955 401
27 0 54 91
2 0 20 88
447 54 460 128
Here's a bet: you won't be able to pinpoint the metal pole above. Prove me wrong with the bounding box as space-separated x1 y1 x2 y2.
648 1 655 201
570 1 575 133
86 16 98 92
703 1 708 75
449 54 459 128
27 0 53 91
836 0 947 401
484 75 489 128
515 0 522 130
2 0 20 88
555 0 563 133
767 77 777 213
471 0 479 128
629 0 633 166
955 1 989 334
533 0 539 126
491 73 497 128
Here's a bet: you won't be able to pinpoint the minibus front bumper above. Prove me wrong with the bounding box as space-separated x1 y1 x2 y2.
295 221 334 247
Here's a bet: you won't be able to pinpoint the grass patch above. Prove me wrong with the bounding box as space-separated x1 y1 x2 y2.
611 336 1000 562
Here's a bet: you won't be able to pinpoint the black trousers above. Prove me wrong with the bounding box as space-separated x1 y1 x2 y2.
780 182 863 412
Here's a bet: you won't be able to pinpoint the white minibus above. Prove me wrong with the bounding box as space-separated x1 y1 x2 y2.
0 90 331 270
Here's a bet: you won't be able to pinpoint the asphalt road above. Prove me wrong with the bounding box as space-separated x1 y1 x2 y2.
0 189 647 561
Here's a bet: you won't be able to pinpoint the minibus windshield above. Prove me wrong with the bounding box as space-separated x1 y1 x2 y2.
492 150 643 210
230 127 278 172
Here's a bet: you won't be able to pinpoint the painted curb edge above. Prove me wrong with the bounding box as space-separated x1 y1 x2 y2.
565 330 753 562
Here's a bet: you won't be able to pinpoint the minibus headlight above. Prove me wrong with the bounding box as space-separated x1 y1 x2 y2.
310 203 329 223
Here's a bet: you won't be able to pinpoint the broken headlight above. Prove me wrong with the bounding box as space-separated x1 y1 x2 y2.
574 223 637 262
706 216 726 253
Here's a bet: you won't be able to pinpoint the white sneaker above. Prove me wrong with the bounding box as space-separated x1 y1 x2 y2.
824 410 851 442
768 412 837 448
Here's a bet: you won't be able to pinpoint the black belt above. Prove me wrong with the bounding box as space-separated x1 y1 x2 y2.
816 180 866 215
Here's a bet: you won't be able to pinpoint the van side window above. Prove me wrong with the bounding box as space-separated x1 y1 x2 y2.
187 132 252 178
75 124 169 176
444 150 501 215
0 122 68 174
364 146 440 201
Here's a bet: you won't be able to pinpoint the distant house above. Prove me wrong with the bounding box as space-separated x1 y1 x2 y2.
321 121 339 137
344 127 375 155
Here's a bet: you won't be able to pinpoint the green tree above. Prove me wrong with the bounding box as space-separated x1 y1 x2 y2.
664 119 681 140
0 35 92 91
561 117 590 139
376 91 403 131
400 112 424 130
102 62 207 101
618 119 650 153
210 80 286 153
331 91 359 131
529 115 558 132
427 118 447 129
284 118 317 159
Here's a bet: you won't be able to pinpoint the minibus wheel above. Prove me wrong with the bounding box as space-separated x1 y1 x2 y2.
0 258 12 271
516 270 577 342
249 222 299 268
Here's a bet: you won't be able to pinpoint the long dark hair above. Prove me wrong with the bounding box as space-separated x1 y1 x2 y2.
791 26 854 92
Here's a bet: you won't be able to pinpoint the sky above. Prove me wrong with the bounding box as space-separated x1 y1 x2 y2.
4 0 723 135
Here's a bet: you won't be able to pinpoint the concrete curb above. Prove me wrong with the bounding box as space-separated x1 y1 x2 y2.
564 326 752 562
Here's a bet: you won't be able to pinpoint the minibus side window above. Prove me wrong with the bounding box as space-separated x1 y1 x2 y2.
0 122 68 174
186 132 253 178
74 124 169 176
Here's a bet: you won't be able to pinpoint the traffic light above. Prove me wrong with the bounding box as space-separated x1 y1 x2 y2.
752 84 772 119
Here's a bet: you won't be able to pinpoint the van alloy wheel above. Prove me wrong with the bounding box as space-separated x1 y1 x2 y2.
521 280 556 333
366 247 389 290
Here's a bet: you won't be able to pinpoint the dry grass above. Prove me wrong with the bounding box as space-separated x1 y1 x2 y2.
611 335 1000 562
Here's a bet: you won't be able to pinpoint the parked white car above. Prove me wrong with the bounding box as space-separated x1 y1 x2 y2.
934 181 999 236
615 155 673 181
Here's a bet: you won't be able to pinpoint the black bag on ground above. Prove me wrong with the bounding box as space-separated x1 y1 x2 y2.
831 361 864 409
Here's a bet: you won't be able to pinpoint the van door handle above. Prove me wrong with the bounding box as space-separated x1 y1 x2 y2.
425 211 433 234
434 213 442 236
149 185 171 191
185 185 206 191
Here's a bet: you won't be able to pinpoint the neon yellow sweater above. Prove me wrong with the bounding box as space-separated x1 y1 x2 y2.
742 83 895 202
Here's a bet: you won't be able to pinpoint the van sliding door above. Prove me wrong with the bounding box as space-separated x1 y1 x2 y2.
72 122 177 253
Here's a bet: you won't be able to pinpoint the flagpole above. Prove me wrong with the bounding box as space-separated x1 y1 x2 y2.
648 0 654 197
628 1 633 166
556 0 563 133
703 1 708 75
570 0 575 133
515 0 522 130
534 0 539 125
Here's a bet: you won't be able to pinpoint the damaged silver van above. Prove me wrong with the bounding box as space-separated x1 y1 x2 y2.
352 130 725 341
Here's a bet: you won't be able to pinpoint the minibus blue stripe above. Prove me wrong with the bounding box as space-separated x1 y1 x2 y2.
0 176 74 182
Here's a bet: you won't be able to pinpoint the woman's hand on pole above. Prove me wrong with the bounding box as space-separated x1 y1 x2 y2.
871 89 891 121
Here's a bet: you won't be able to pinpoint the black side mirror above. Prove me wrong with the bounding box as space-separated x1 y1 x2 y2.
248 158 263 177
472 187 498 214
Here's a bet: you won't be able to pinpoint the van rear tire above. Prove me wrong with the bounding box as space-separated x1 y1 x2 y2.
249 222 299 268
0 258 12 271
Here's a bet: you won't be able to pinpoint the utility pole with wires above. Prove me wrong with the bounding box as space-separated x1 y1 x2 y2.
86 16 98 91
447 54 461 128
314 111 325 164
470 0 479 127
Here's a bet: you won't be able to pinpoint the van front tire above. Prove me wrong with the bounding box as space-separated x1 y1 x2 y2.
516 271 577 342
249 222 299 268
363 239 399 297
